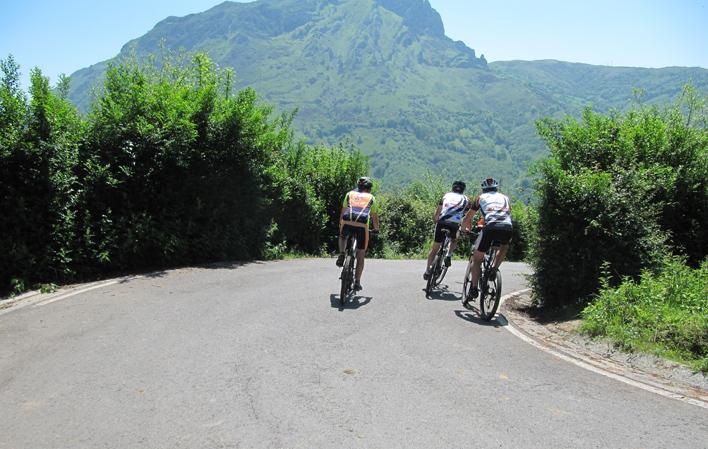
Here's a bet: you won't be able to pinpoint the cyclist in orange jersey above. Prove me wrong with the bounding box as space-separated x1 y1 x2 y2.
336 177 380 292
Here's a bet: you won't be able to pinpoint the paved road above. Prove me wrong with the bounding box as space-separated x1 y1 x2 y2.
1 259 706 448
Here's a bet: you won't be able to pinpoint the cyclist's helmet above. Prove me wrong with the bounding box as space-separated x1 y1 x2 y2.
481 177 499 192
357 176 373 191
452 180 466 193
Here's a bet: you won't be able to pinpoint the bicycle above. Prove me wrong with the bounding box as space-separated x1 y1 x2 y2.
462 233 503 321
425 228 452 297
339 229 377 306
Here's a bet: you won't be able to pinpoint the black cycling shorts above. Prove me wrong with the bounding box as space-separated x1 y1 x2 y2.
476 222 513 252
434 220 460 243
341 224 369 250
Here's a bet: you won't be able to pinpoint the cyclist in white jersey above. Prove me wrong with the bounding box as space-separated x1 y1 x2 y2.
424 181 472 280
462 177 513 299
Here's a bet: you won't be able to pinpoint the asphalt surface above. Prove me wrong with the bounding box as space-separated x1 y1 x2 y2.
1 259 706 449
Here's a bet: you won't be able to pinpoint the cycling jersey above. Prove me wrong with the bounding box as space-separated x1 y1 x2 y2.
342 190 377 227
438 192 471 224
473 192 512 226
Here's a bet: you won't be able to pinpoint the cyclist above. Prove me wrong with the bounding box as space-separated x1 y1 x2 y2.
424 181 471 280
462 177 513 300
336 176 380 292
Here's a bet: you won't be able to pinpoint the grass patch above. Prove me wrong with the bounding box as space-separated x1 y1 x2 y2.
581 258 708 372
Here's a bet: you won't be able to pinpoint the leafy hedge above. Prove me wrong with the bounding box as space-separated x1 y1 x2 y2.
582 258 708 372
0 53 366 294
530 89 707 307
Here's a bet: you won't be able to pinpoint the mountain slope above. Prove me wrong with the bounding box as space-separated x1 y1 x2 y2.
68 0 708 194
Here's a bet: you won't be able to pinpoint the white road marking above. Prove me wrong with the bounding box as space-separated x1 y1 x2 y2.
0 277 139 317
499 290 708 410
33 280 120 308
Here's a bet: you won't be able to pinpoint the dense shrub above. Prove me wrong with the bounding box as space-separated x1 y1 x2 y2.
506 201 534 262
530 89 707 307
270 142 369 254
371 179 445 258
582 258 708 372
0 53 366 294
78 54 293 271
1 58 84 291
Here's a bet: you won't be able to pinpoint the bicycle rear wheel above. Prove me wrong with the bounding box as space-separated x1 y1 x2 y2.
479 269 502 321
435 235 452 286
339 237 357 306
425 259 435 297
425 253 441 297
340 251 356 305
339 255 351 306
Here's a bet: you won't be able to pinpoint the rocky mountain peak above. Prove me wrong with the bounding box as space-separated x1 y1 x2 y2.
374 0 445 37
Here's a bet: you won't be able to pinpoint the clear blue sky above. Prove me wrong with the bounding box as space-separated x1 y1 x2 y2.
1 0 706 88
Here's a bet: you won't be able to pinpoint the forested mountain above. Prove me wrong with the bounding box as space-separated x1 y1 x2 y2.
68 0 708 194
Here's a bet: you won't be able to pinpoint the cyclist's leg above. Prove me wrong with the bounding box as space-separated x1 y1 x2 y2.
426 221 445 273
494 244 509 270
488 224 513 270
337 225 350 266
469 249 484 289
426 242 441 269
445 224 460 261
354 227 368 289
338 234 347 254
471 228 493 289
448 237 458 256
355 249 365 282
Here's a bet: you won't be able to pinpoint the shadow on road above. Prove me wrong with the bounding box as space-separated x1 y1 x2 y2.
330 294 372 311
424 285 460 301
454 309 508 328
115 261 259 285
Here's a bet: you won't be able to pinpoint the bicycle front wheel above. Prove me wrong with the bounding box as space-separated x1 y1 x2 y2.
462 262 473 309
479 270 502 321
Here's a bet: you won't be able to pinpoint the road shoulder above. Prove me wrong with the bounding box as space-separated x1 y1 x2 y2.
501 291 708 408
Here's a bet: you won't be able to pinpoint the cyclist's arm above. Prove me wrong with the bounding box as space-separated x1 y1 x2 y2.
432 204 442 223
371 213 380 232
461 209 474 232
339 192 349 227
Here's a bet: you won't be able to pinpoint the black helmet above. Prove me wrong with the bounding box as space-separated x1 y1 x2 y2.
481 177 499 191
452 180 466 193
357 176 373 190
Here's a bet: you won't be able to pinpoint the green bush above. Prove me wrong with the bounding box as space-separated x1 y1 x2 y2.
78 53 292 271
582 258 708 372
530 88 707 307
0 52 369 294
1 57 84 291
507 201 534 262
270 142 369 254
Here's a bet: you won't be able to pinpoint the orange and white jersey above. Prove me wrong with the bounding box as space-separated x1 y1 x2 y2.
342 190 377 226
